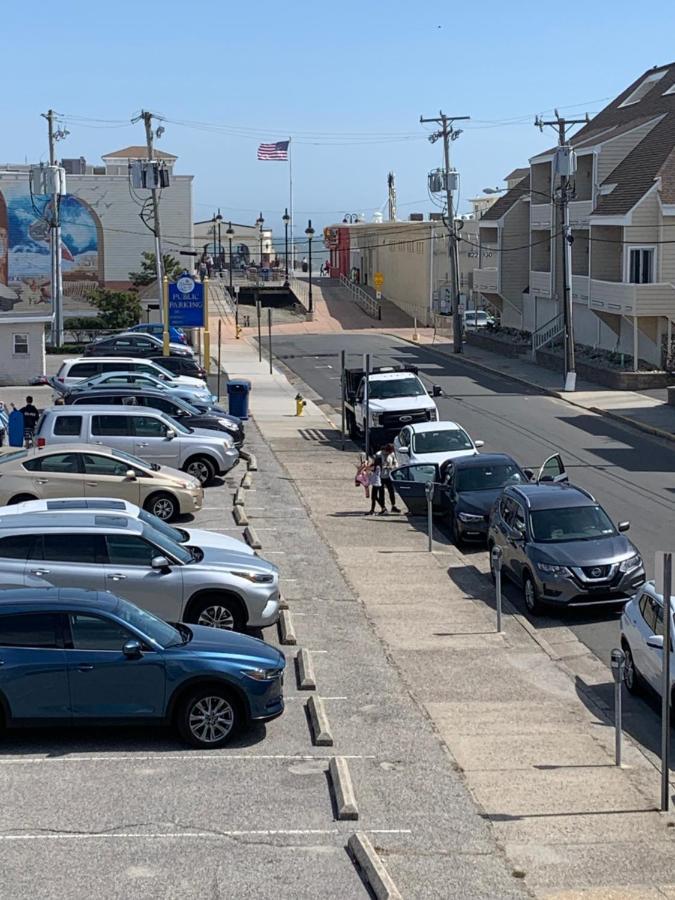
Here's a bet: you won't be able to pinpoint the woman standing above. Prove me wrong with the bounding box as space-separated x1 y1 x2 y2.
367 456 386 515
378 443 401 513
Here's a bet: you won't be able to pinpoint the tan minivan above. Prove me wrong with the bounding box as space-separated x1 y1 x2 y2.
0 444 202 521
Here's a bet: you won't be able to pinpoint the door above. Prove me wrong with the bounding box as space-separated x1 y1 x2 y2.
394 426 413 460
102 533 184 620
90 413 136 455
389 464 441 515
537 454 567 483
0 612 70 720
21 451 85 499
0 533 41 588
131 415 179 467
505 499 529 583
30 533 106 591
638 594 666 691
65 612 166 718
81 451 142 503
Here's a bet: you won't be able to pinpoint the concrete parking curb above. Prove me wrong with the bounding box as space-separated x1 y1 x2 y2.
296 648 316 689
348 832 401 900
247 453 258 471
329 757 359 821
306 695 334 746
233 505 249 526
238 449 251 461
278 609 297 645
244 525 261 548
234 487 245 506
241 472 252 489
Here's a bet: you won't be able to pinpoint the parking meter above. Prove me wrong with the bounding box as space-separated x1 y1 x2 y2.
610 648 626 683
425 481 434 552
491 546 504 632
610 648 626 766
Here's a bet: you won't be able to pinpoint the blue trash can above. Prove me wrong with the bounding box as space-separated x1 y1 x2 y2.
227 379 251 420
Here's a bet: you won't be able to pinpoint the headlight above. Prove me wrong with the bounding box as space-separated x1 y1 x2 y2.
428 409 438 421
536 562 570 576
619 554 641 573
231 570 275 584
371 413 381 426
218 418 236 432
242 667 281 681
458 512 483 523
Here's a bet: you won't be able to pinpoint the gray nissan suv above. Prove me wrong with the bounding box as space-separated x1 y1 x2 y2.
487 482 645 614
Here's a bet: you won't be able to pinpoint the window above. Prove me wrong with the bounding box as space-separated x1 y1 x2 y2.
69 613 131 651
23 452 80 473
81 453 130 477
0 534 40 560
139 396 174 414
512 503 527 535
92 414 132 437
43 533 100 565
628 247 654 284
53 415 82 437
132 415 167 437
12 333 28 355
390 464 436 483
619 70 667 106
104 533 158 567
69 363 99 379
642 597 663 633
0 613 61 648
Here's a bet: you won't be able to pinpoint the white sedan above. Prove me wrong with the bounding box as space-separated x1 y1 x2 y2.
393 421 483 466
620 582 674 698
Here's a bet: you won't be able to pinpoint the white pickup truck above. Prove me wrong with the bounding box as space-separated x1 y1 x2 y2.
343 365 442 446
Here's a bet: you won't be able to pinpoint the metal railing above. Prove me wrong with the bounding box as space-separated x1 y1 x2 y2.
531 312 564 358
339 274 381 320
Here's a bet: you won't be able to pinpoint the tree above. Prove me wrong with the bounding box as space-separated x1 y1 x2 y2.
129 252 184 287
87 289 143 330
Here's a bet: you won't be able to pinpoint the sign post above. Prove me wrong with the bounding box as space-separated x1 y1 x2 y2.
425 481 434 552
373 272 384 290
656 551 673 811
162 277 170 356
340 350 346 451
217 319 222 401
491 545 503 632
610 648 625 767
203 279 211 375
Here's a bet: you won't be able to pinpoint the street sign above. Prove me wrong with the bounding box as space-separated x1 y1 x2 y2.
168 277 204 327
373 272 384 289
375 291 382 301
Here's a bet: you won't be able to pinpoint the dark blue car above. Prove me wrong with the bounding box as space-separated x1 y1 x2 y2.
0 588 285 747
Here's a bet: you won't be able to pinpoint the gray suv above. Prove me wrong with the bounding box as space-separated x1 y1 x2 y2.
0 512 280 632
487 482 645 614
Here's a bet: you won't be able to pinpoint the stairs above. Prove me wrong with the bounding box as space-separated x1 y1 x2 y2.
531 313 564 359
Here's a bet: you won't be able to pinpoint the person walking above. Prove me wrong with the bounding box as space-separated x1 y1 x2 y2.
377 443 401 513
19 395 39 448
367 455 386 516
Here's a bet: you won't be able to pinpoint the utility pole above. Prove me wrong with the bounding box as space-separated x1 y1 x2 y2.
535 111 589 391
420 111 470 353
41 110 66 347
387 171 397 222
133 110 164 322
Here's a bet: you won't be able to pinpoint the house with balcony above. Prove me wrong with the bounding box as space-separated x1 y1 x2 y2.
475 62 675 368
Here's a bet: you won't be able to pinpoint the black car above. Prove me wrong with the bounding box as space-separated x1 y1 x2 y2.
390 452 566 545
147 355 207 381
84 333 192 360
63 388 244 446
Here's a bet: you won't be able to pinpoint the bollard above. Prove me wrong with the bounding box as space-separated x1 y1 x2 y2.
491 545 503 633
610 648 625 767
412 317 419 342
425 481 434 552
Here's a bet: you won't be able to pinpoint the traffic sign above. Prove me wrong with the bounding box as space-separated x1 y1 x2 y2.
169 277 204 327
373 271 384 289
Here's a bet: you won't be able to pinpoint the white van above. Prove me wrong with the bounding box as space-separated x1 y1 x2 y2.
54 357 206 390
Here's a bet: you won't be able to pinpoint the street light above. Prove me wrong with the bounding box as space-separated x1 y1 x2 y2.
215 209 223 273
282 207 290 286
211 213 218 265
342 213 359 223
256 212 264 266
305 219 315 314
226 221 234 294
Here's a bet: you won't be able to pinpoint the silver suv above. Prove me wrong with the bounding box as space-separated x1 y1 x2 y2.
36 406 238 485
0 512 280 631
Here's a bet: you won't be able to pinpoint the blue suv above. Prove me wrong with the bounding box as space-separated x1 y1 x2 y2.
0 588 285 747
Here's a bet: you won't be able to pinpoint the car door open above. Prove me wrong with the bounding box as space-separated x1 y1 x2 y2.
390 464 440 515
537 453 567 483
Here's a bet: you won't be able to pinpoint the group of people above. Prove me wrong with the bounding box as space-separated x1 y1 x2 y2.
355 444 401 516
0 396 41 448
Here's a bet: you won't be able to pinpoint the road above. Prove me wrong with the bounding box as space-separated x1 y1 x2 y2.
271 331 675 673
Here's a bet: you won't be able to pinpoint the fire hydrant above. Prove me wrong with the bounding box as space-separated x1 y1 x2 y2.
295 393 307 416
235 324 243 340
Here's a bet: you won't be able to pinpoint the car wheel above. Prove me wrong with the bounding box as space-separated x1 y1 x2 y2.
523 572 543 616
176 687 241 748
184 455 216 485
623 643 641 695
7 494 38 505
144 492 178 521
347 413 359 440
189 595 244 631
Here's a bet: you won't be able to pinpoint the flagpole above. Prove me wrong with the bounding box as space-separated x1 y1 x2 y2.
288 136 294 271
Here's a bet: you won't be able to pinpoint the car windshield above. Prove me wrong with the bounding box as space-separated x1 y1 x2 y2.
151 362 173 378
530 505 616 542
456 463 524 492
138 508 186 544
179 399 200 414
109 447 152 470
162 415 190 434
114 596 183 647
412 428 472 453
368 377 426 400
142 523 193 564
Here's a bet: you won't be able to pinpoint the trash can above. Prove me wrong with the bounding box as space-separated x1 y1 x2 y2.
227 379 251 420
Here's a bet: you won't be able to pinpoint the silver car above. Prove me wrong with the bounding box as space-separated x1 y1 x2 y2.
0 512 279 631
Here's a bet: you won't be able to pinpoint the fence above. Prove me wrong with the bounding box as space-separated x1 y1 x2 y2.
339 274 381 320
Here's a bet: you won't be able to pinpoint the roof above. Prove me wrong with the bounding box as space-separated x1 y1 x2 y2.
43 404 169 415
407 421 462 433
0 512 141 531
480 175 530 222
0 588 117 610
3 498 130 513
368 371 423 381
0 442 107 460
504 167 529 182
508 483 595 509
102 146 177 161
451 453 520 469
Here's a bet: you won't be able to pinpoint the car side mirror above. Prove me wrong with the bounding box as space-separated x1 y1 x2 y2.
151 555 170 570
398 446 409 455
618 521 630 532
647 634 664 650
474 440 485 448
432 385 443 397
165 428 176 440
125 469 137 480
123 639 142 659
523 468 534 480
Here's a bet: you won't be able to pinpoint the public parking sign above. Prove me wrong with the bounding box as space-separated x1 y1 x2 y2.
169 277 204 327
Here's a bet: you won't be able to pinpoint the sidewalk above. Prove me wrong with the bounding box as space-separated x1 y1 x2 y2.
212 315 675 899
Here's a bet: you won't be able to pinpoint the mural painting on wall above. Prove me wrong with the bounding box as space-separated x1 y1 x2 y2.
0 184 103 316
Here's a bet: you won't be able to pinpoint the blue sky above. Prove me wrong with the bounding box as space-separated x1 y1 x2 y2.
3 0 675 246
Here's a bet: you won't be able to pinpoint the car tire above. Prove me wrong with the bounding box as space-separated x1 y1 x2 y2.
176 686 241 748
144 492 178 522
522 572 543 616
188 595 245 632
347 412 359 440
622 642 641 695
184 455 216 485
7 494 38 505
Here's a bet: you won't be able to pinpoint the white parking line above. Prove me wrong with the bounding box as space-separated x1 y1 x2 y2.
0 753 371 765
0 828 412 841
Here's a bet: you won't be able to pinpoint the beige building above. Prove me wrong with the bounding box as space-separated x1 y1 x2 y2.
475 63 675 367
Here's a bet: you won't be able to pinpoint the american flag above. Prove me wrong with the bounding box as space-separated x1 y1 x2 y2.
257 140 290 161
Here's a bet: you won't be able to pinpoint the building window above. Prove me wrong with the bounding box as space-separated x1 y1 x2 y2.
619 70 667 107
12 334 28 355
628 247 654 284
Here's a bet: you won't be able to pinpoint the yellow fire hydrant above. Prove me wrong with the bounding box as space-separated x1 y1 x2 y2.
295 393 307 416
235 324 243 340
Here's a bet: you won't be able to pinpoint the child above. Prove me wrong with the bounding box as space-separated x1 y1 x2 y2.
355 456 370 498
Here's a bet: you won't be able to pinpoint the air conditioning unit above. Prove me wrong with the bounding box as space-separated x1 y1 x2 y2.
409 213 424 221
429 212 443 221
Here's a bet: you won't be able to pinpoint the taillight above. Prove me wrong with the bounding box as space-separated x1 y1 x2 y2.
57 377 64 383
36 438 46 448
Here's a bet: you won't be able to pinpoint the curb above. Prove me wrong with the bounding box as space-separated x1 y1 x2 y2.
247 453 258 472
296 648 316 690
238 449 251 461
348 832 401 900
241 472 252 489
233 505 249 526
244 525 262 549
588 405 675 443
234 487 245 506
329 757 359 821
306 695 334 746
278 609 297 645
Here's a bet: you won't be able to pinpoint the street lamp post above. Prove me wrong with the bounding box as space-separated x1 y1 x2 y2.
216 210 223 273
226 221 234 294
282 207 290 286
256 212 264 266
211 214 218 264
305 219 315 315
342 213 360 223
